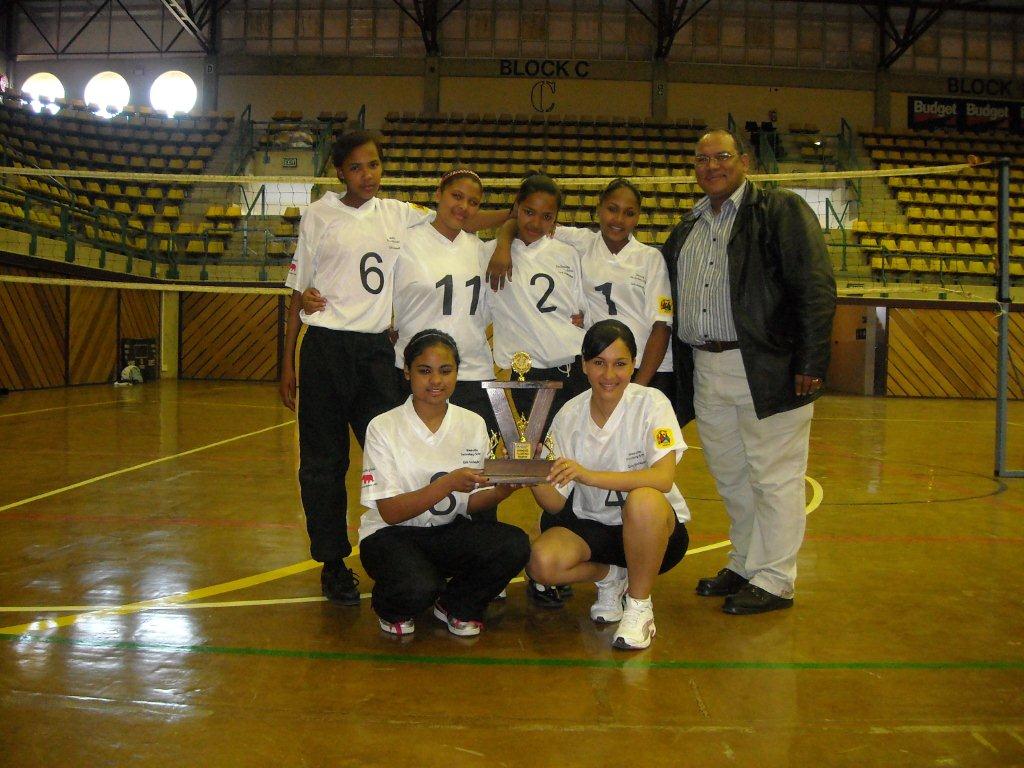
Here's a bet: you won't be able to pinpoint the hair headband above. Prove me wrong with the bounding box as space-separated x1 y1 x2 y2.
440 168 482 185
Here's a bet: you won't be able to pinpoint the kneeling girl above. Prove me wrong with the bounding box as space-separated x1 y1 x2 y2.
359 329 530 637
527 319 690 651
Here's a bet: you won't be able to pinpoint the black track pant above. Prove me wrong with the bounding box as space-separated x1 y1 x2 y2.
298 326 402 563
360 517 531 622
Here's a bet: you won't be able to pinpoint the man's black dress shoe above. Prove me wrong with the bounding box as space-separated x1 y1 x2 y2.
722 584 793 615
695 568 749 597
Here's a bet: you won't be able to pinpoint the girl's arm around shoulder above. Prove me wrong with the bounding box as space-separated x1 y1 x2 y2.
485 219 517 290
552 224 597 256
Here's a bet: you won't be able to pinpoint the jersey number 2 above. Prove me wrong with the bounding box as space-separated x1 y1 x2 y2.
531 273 557 314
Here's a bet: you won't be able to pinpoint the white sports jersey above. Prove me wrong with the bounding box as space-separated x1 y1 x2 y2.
358 397 487 541
549 383 689 526
393 221 494 381
555 226 674 373
285 193 431 333
483 236 586 369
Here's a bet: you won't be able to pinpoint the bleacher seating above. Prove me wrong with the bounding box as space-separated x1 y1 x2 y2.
380 112 708 245
0 93 236 263
854 127 1023 280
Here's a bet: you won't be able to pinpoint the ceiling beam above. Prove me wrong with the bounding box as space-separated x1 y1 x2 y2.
159 0 212 53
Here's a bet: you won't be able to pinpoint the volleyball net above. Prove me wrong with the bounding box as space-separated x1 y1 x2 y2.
1 156 1023 474
0 159 1015 289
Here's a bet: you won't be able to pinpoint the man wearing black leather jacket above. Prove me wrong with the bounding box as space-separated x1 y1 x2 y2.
661 128 836 615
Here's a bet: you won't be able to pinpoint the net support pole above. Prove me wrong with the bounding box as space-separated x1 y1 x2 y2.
994 157 1020 477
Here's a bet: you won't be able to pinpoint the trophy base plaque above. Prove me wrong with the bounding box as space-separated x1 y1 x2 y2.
482 458 553 486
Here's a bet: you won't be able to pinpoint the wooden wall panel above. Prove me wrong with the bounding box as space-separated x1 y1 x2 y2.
180 292 280 381
0 266 66 389
68 286 117 385
119 290 160 340
887 308 1024 399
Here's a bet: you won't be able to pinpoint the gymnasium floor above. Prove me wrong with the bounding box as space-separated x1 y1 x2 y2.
0 380 1021 767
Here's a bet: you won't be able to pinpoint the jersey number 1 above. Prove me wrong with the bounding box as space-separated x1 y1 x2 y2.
594 282 617 315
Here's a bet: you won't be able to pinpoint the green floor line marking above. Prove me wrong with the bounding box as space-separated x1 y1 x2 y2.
1 633 1021 672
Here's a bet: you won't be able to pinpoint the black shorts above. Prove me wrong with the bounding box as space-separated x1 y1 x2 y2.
544 503 689 573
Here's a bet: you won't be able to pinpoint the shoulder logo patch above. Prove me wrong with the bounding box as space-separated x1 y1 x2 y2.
653 427 675 449
658 296 673 315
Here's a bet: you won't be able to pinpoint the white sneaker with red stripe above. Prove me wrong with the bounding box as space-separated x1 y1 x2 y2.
612 596 656 650
378 616 415 636
432 601 483 637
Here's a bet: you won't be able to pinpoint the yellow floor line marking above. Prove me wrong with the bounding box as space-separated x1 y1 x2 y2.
0 559 321 634
0 400 123 419
0 475 824 618
0 420 294 513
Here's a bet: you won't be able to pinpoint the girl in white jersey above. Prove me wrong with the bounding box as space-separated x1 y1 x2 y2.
281 130 431 606
359 329 530 637
527 320 690 651
490 178 675 403
391 170 496 441
389 168 503 523
483 173 589 420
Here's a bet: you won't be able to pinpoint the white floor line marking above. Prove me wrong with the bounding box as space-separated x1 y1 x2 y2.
0 420 294 513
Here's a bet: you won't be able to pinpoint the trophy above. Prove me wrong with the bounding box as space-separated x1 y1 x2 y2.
482 351 561 485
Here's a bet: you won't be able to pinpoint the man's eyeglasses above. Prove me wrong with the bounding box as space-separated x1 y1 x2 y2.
694 152 737 167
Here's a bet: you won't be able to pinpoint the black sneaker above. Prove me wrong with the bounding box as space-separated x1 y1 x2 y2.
527 577 565 609
556 584 573 600
321 561 360 605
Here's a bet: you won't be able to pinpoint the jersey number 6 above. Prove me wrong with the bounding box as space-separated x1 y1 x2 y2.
360 252 385 295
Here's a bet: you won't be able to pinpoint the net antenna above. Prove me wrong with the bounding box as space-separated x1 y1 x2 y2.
994 157 1023 478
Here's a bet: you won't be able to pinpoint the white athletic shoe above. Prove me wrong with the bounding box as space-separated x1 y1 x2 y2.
590 574 629 624
378 616 415 636
432 601 483 637
612 596 656 650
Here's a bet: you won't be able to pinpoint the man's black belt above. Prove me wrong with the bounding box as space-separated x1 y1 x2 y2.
691 340 740 353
